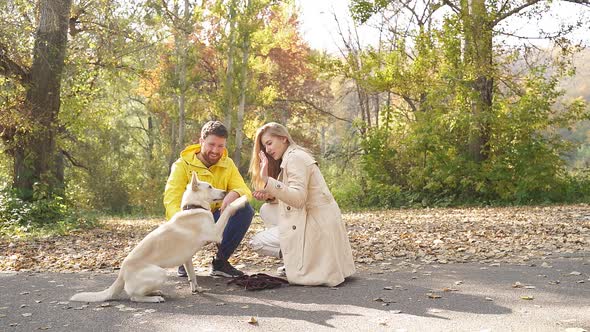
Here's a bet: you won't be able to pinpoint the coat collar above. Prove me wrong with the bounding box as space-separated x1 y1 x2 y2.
280 144 298 169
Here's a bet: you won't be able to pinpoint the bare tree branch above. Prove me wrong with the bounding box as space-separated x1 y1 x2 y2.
61 150 89 170
0 43 30 83
276 98 353 123
492 0 544 25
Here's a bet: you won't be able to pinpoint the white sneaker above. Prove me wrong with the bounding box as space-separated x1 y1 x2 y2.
276 265 286 277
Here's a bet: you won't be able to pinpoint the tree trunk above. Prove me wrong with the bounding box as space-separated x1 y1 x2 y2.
13 0 72 199
464 0 493 162
320 126 326 157
147 116 154 162
175 0 190 155
224 0 237 134
168 118 177 172
373 93 380 128
167 0 190 171
233 24 250 167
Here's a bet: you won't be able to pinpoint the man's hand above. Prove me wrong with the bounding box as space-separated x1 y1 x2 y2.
253 190 275 202
220 191 240 212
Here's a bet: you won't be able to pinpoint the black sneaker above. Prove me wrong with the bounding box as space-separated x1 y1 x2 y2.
276 265 286 277
210 258 244 277
177 265 187 278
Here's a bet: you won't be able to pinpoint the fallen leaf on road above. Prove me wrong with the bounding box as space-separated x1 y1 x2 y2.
569 271 582 276
520 296 534 300
373 297 395 303
442 287 459 292
247 316 258 325
2 206 589 273
22 313 32 317
427 293 442 299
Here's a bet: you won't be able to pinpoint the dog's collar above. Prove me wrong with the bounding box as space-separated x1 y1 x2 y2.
182 204 210 211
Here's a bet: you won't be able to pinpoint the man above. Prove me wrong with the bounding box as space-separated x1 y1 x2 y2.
164 121 254 277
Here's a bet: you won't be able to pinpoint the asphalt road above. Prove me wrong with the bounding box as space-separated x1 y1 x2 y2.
1 255 589 332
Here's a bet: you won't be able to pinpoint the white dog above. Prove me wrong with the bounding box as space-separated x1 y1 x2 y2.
70 172 248 303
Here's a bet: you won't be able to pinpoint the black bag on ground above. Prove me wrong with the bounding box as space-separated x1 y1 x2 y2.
227 273 289 291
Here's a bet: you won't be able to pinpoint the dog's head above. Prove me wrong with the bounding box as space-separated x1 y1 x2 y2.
181 172 227 209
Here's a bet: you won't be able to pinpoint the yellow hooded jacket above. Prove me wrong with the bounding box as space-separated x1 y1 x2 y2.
163 144 252 220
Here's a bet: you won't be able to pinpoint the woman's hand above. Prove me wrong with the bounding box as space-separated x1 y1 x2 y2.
253 190 275 202
259 150 269 184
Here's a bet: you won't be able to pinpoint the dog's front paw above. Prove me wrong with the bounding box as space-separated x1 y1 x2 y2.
192 286 208 294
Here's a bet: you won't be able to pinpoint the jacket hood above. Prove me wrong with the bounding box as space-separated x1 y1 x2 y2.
180 144 229 167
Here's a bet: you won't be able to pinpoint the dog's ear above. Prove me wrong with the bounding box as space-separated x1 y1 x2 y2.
190 171 199 191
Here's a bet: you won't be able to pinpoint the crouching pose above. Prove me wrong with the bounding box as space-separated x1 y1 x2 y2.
248 122 355 287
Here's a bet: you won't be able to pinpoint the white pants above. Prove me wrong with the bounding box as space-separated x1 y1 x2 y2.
249 203 281 258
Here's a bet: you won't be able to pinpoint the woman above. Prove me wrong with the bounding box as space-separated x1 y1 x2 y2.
248 122 355 287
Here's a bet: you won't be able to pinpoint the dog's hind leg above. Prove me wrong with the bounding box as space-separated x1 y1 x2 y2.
184 259 201 293
147 290 164 296
130 295 165 303
126 265 167 303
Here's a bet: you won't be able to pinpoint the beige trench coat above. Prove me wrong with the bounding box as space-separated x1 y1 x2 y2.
264 145 355 286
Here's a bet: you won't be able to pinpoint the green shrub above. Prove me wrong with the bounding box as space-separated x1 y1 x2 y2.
0 187 98 237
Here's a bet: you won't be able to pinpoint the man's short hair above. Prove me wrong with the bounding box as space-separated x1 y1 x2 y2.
201 121 228 139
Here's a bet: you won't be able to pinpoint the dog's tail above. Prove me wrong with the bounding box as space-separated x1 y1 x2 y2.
70 272 124 302
214 196 248 241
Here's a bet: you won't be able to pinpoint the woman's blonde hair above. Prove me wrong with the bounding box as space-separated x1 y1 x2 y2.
249 122 298 190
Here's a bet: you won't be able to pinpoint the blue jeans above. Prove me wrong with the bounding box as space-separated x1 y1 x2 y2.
213 203 254 261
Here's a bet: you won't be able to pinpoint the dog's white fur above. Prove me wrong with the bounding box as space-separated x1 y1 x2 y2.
70 172 248 303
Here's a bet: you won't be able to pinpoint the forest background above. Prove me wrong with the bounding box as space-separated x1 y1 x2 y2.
1 0 590 235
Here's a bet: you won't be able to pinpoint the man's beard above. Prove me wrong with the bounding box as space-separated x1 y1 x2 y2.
202 152 221 165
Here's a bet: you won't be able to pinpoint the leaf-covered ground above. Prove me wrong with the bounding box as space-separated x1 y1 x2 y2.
1 205 589 273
